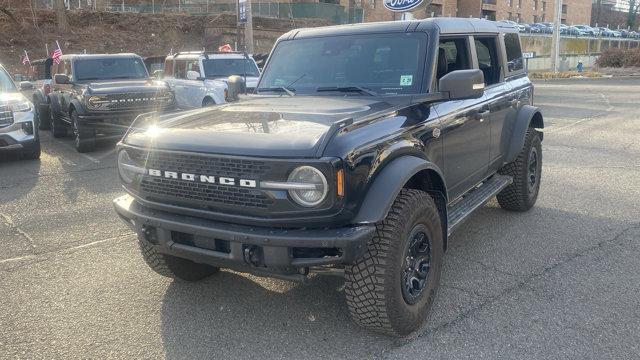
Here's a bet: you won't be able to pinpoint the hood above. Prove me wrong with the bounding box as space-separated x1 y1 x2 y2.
85 79 169 94
0 91 28 103
124 95 404 157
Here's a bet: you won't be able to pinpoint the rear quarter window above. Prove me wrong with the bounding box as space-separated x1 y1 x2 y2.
504 33 524 72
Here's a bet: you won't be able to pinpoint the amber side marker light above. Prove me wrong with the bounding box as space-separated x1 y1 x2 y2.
336 169 345 197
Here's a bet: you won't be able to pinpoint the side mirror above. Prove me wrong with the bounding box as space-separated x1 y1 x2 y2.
19 81 34 90
186 70 200 81
226 75 246 102
153 70 164 79
439 69 485 100
54 73 70 85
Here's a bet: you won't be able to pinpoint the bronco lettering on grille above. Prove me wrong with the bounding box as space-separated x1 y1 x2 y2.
147 169 257 188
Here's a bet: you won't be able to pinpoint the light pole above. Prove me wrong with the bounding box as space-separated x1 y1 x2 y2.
551 0 563 73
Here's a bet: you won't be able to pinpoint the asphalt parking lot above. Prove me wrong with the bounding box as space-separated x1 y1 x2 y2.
1 77 639 359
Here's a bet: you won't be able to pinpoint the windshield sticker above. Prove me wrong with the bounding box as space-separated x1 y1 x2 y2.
400 75 413 86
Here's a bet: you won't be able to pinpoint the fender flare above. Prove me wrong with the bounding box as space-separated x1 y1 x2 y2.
504 105 544 164
69 99 86 116
353 156 446 224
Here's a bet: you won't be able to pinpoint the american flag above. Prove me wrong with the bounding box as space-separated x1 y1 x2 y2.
51 41 63 64
21 51 30 65
218 44 233 52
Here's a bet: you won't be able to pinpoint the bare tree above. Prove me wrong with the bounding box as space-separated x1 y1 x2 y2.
626 0 639 29
55 0 68 31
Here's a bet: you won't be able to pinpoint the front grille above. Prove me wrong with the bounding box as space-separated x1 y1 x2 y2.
131 149 275 211
0 104 13 127
104 92 171 110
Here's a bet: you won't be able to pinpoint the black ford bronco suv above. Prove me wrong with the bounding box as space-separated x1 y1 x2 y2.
47 54 175 152
114 18 543 336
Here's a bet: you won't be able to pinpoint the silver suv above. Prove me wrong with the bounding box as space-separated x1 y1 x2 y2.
0 65 40 160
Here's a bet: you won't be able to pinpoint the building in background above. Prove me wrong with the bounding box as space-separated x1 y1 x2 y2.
364 0 592 25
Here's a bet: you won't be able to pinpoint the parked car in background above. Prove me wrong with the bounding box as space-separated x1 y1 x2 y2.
598 27 621 37
573 25 597 36
566 26 588 36
47 53 175 152
162 51 261 109
144 56 166 77
531 23 552 33
0 64 40 159
28 58 54 130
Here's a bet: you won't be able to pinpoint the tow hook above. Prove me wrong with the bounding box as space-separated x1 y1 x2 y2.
243 245 264 267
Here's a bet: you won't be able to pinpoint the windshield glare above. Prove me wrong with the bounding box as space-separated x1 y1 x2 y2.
0 68 17 92
202 59 260 78
74 58 148 81
259 33 427 95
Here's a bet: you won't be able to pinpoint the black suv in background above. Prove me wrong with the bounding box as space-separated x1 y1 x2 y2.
114 18 544 336
47 54 175 152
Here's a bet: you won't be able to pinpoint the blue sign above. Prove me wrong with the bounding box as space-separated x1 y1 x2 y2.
383 0 424 12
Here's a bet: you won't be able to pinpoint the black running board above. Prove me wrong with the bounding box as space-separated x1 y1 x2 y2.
447 174 513 236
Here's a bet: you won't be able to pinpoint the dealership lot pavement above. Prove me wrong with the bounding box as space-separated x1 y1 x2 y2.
1 77 639 359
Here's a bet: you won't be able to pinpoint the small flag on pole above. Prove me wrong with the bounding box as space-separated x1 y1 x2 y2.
218 44 233 52
52 41 63 64
21 50 30 65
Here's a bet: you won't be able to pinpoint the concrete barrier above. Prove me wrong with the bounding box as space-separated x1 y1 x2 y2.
520 34 640 71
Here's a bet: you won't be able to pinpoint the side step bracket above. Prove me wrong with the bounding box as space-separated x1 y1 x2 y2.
447 174 513 236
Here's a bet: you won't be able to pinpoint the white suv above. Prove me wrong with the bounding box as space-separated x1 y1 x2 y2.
0 65 40 160
162 52 260 109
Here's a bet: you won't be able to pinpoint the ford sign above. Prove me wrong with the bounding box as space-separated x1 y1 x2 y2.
383 0 424 12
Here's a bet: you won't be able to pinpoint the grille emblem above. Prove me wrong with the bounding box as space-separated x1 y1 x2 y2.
148 169 257 188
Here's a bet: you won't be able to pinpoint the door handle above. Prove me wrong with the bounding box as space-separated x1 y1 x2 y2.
475 109 490 122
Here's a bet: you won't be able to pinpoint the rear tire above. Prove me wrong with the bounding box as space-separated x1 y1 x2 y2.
71 110 96 153
345 189 443 336
138 236 220 281
202 97 216 107
50 109 67 138
497 128 542 211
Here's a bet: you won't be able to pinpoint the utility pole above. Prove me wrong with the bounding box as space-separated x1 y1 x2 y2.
245 0 254 53
551 0 562 73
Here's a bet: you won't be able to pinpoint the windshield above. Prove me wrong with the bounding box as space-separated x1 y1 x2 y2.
258 32 427 95
74 57 148 81
0 67 17 92
202 58 260 78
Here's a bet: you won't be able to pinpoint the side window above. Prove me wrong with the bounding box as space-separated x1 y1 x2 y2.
474 37 501 86
504 33 524 72
164 59 174 77
186 60 201 76
174 60 187 79
436 37 470 81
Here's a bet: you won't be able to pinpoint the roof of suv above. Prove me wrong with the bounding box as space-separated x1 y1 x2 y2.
60 53 142 61
291 17 518 39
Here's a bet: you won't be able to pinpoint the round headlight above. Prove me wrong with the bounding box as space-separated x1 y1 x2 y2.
287 166 328 207
118 150 144 184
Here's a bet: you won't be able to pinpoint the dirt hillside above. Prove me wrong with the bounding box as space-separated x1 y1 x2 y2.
0 8 330 75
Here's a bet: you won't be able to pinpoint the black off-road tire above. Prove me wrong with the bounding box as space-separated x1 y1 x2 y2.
202 97 216 107
36 103 51 130
21 138 41 160
138 236 219 281
345 189 443 336
50 109 67 138
71 110 96 153
497 128 542 211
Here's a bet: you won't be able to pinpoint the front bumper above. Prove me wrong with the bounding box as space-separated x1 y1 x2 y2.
114 195 374 280
77 105 177 133
0 110 36 151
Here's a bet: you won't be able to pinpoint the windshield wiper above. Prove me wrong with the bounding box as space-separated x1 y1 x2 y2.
316 86 378 96
256 86 295 96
